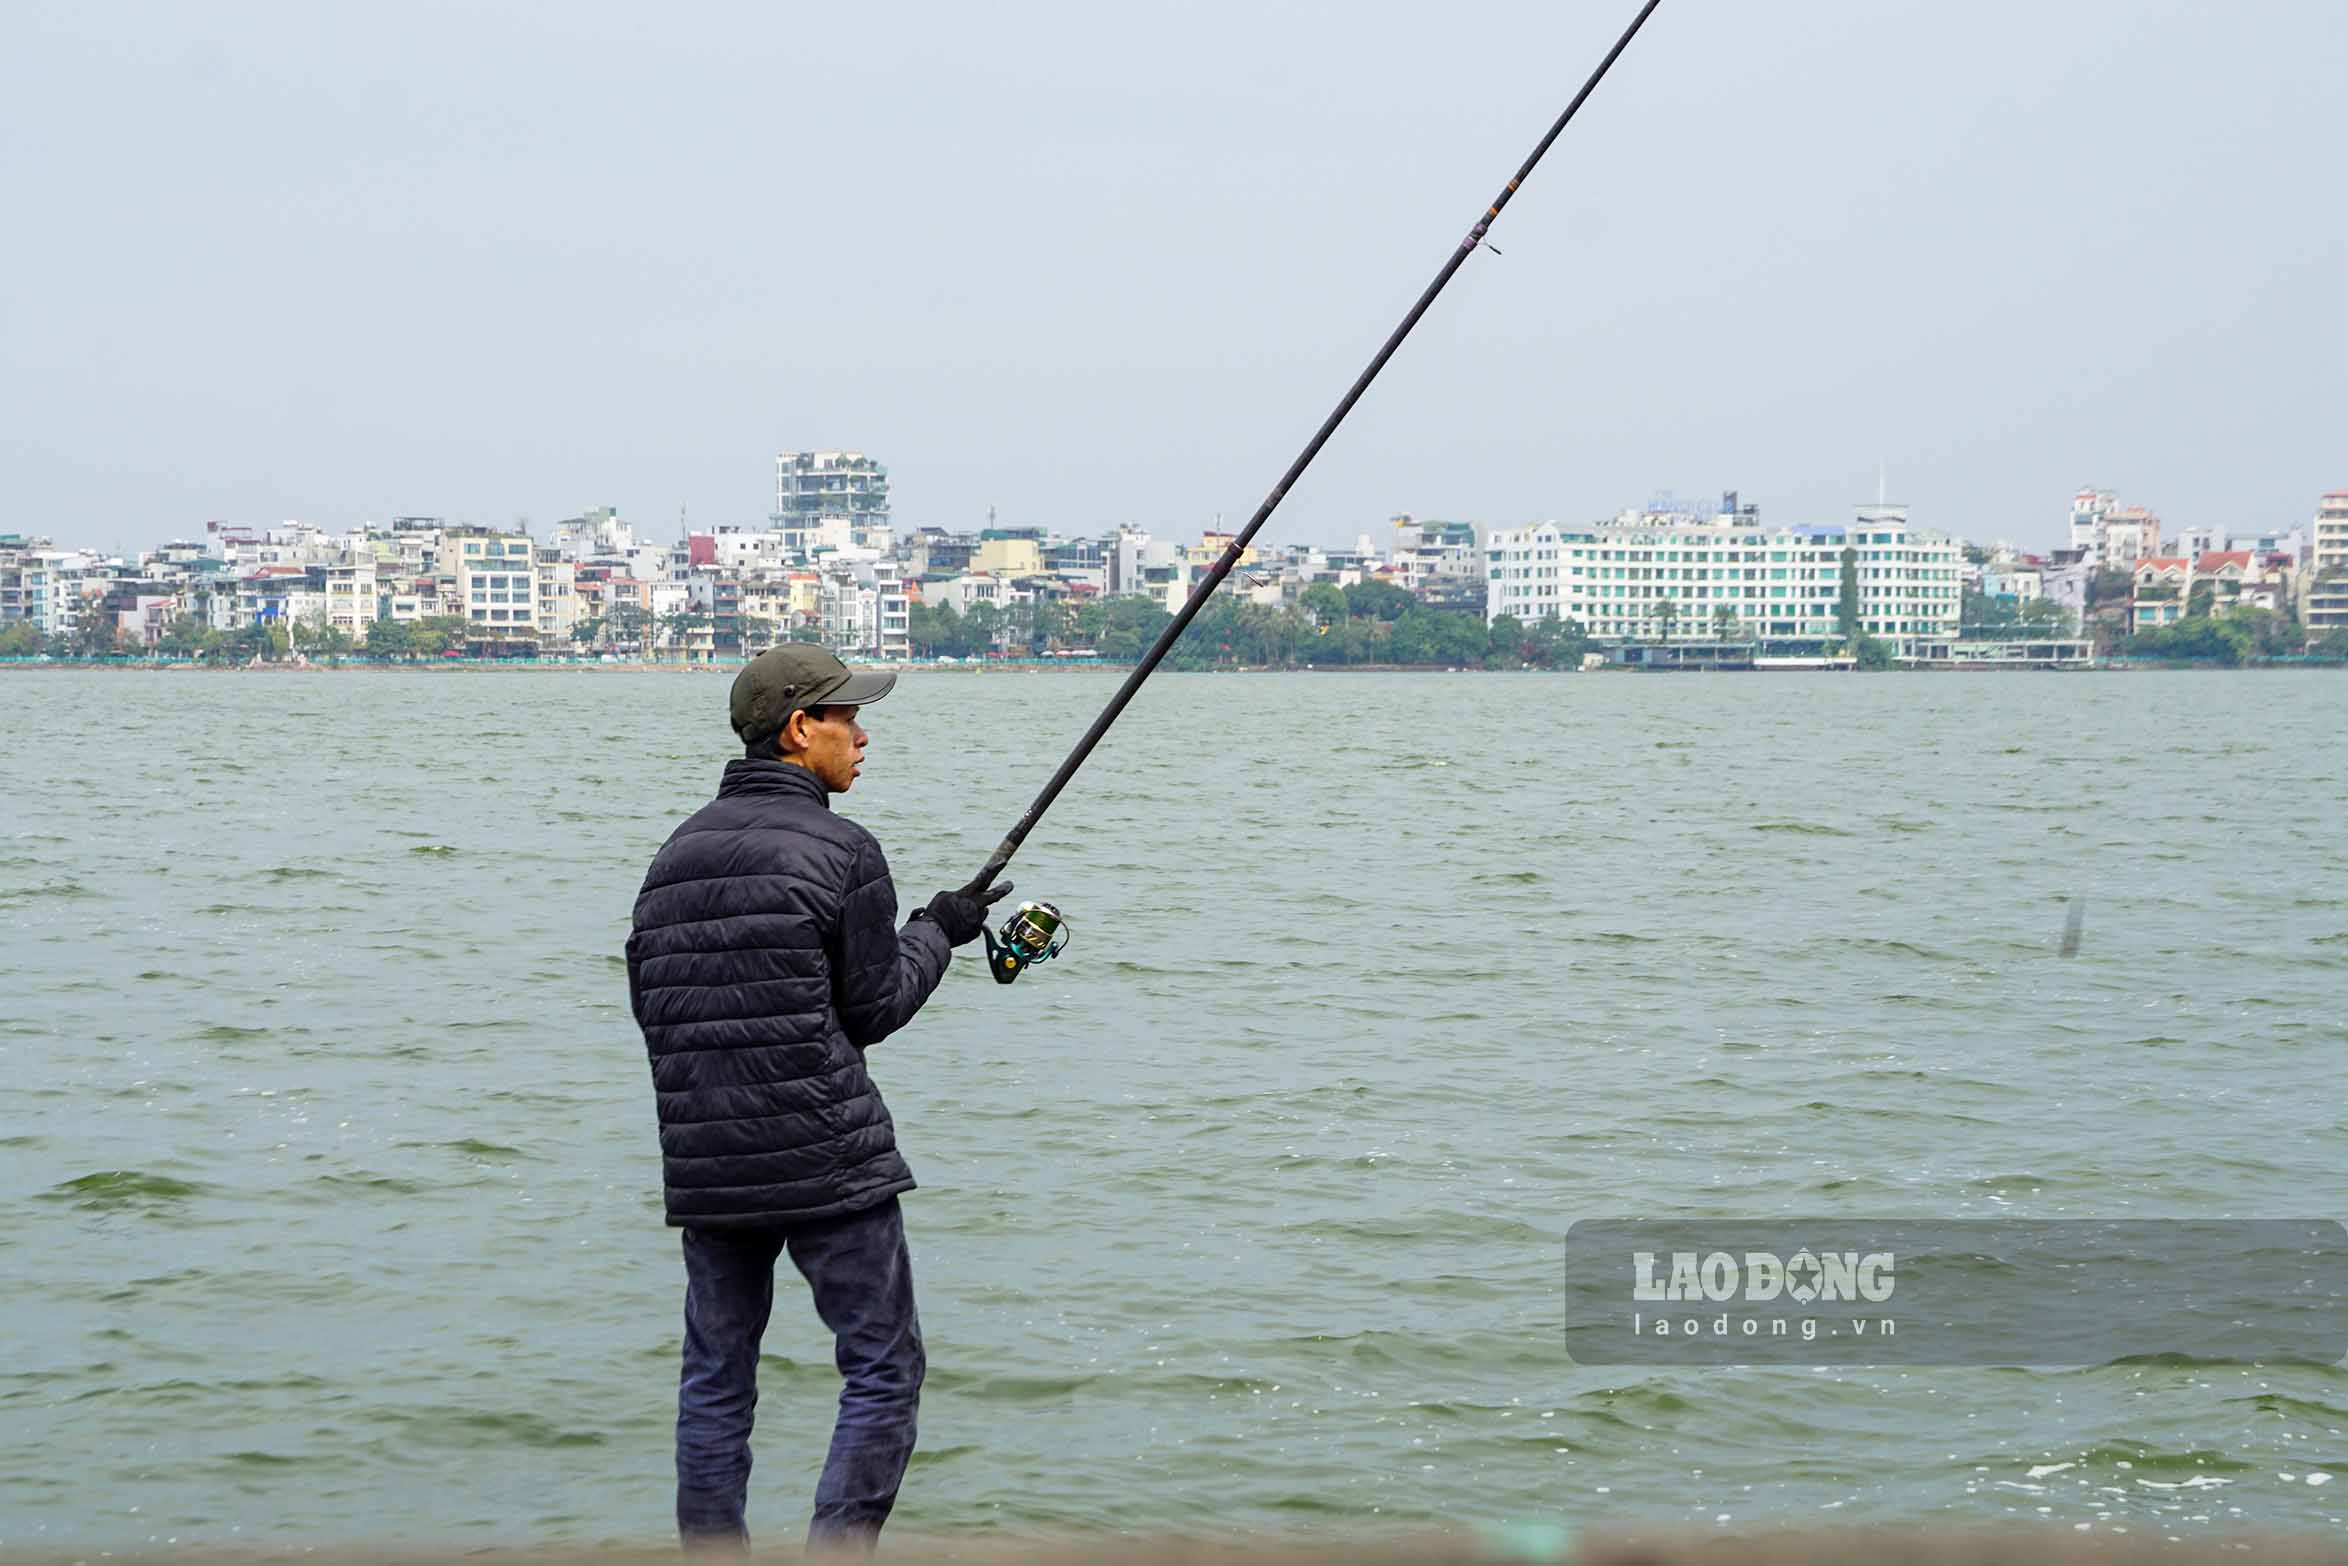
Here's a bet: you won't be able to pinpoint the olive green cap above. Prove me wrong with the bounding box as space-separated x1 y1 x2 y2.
729 643 896 741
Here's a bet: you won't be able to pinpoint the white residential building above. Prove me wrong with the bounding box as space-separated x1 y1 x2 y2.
536 557 580 644
702 526 796 576
2069 489 2117 562
2174 525 2225 561
549 507 635 563
1388 515 1485 605
2238 526 2308 567
204 520 349 571
323 560 379 644
447 529 539 641
928 572 1029 618
1105 527 1194 612
2068 489 2161 567
1979 562 2044 602
2308 491 2348 637
0 535 50 629
1486 502 1963 654
1 542 102 636
2101 508 2160 565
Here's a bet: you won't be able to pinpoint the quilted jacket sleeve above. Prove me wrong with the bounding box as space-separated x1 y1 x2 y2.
833 832 953 1048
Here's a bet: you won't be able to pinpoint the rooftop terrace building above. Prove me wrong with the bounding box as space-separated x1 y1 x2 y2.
774 451 891 557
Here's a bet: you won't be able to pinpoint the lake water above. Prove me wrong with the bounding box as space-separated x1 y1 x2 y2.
2 667 2344 1550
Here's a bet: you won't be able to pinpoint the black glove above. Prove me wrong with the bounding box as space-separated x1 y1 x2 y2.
918 881 1013 947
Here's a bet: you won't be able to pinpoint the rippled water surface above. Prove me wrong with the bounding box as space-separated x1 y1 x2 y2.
3 667 2344 1549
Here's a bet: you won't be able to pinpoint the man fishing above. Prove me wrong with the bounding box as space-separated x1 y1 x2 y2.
626 643 1011 1551
621 0 1660 1544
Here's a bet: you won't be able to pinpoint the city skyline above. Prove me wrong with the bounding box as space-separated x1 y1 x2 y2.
19 470 2339 565
12 481 2337 666
6 1 2345 554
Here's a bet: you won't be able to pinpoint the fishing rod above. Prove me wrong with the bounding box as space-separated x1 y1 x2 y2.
972 0 1667 984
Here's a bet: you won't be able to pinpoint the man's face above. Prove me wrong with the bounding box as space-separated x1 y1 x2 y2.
785 704 868 793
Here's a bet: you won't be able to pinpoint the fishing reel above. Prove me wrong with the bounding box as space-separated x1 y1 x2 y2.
983 899 1070 984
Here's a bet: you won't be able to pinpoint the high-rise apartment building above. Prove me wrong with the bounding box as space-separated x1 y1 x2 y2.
2308 491 2348 636
773 451 891 557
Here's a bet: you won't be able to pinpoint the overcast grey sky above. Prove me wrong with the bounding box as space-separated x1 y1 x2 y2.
4 0 2343 554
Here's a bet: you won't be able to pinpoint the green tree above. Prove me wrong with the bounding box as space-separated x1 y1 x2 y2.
192 625 239 665
964 601 1006 655
0 622 42 657
1525 614 1590 669
1173 595 1321 670
1299 582 1349 626
1961 585 2022 638
2126 617 2251 665
368 619 418 660
71 613 122 659
1323 616 1375 665
2084 568 2134 609
606 603 652 657
2016 597 2073 636
1711 605 1740 641
1167 598 1257 670
1093 596 1173 661
1854 633 1895 671
2312 626 2348 661
415 615 474 656
908 599 964 657
1654 597 1679 643
1341 579 1416 622
569 616 603 651
737 613 778 655
2224 605 2298 659
1385 608 1436 665
662 609 710 658
157 614 208 657
1253 603 1308 667
1485 612 1524 668
2186 580 2216 620
1432 609 1488 666
1027 597 1069 654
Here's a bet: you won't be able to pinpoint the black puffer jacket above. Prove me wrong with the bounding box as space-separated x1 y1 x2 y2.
626 759 952 1228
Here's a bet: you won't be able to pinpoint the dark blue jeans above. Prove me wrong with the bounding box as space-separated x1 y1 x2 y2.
675 1197 925 1551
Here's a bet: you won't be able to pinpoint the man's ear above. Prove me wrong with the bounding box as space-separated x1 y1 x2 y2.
777 707 809 756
